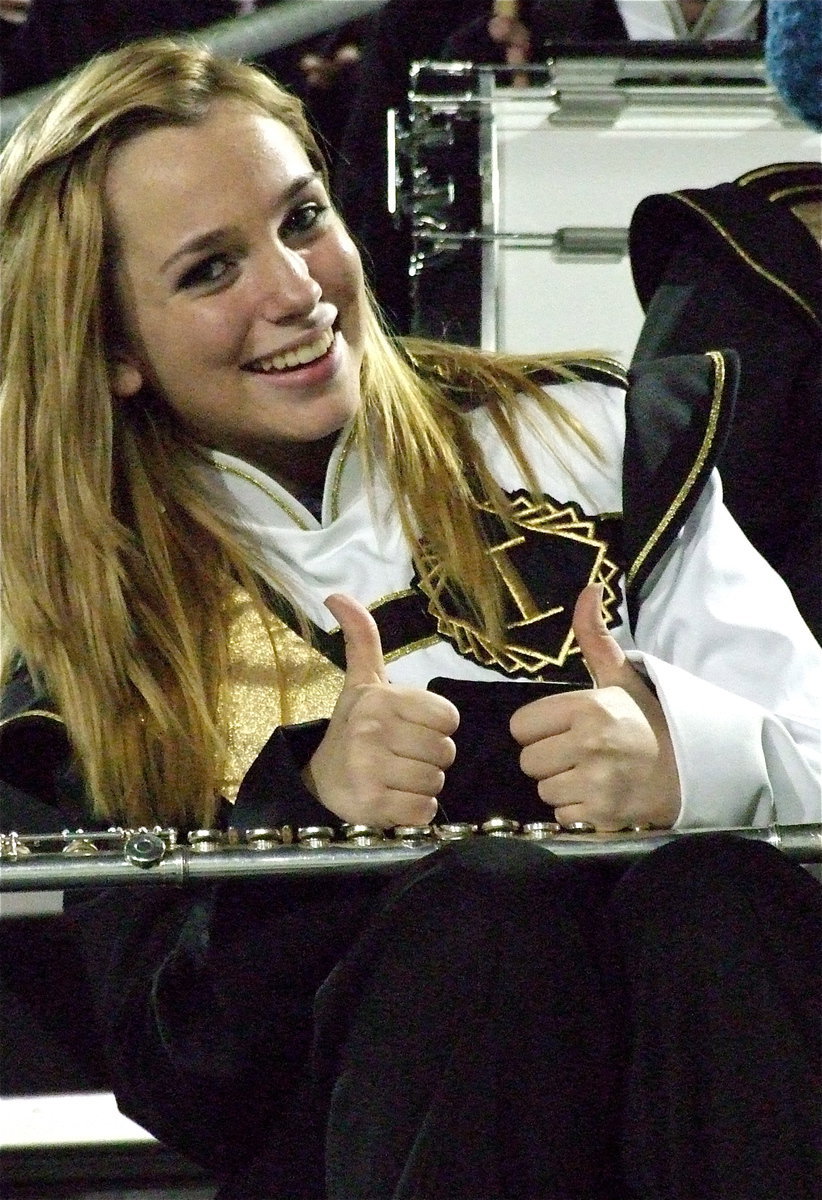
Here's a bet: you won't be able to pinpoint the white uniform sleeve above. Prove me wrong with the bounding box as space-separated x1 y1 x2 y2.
626 472 821 828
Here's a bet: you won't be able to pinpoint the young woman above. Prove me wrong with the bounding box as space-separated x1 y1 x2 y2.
1 38 819 1200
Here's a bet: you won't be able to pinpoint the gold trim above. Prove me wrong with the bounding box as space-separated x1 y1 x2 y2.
384 635 442 664
328 425 357 522
768 185 822 203
627 351 724 588
0 708 66 731
323 588 419 637
370 587 416 610
737 163 817 187
415 494 621 676
323 588 443 665
671 193 819 327
567 357 627 387
212 426 358 529
214 462 313 530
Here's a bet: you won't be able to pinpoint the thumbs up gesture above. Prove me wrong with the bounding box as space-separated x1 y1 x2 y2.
510 584 681 831
303 593 460 828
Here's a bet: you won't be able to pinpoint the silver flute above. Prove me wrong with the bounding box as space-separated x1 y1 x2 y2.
1 820 820 892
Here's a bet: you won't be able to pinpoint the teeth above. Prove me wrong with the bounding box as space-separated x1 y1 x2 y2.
250 328 334 373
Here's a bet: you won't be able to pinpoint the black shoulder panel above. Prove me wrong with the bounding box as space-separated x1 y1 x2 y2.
630 164 822 329
623 349 739 628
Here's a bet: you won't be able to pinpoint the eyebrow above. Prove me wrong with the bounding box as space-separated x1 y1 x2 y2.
159 171 323 275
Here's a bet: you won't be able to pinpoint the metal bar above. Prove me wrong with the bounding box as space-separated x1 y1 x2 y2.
413 228 629 254
201 0 388 62
1 0 390 146
1 825 819 892
479 67 500 352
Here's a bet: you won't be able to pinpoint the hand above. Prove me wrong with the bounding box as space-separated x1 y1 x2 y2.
298 44 361 91
510 584 681 830
488 11 532 63
488 2 532 87
303 593 459 828
0 0 32 26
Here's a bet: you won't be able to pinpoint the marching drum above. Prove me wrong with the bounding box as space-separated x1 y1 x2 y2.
394 49 820 361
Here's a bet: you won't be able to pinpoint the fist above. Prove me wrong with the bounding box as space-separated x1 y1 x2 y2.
304 594 460 828
510 585 681 830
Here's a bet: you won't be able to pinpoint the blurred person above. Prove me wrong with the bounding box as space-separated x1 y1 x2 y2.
447 0 766 63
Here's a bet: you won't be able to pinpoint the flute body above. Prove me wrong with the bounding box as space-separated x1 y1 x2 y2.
1 822 820 892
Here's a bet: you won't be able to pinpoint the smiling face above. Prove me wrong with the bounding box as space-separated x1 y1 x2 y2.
105 99 368 490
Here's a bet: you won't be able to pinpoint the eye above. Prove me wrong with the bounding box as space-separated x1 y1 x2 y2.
177 253 238 291
282 200 329 239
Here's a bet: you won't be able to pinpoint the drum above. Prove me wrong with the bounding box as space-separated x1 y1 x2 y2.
395 51 820 361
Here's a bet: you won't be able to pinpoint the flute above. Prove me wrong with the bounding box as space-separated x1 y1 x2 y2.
1 821 820 891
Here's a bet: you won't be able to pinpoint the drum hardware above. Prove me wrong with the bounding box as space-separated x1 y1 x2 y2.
397 57 816 353
411 227 629 256
392 61 637 296
0 823 819 892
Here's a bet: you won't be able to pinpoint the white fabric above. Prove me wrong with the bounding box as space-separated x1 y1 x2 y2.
203 379 822 829
616 0 761 40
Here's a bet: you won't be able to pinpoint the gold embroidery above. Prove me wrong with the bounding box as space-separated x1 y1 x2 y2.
218 591 344 802
415 494 620 677
322 588 444 665
627 350 723 587
384 635 442 664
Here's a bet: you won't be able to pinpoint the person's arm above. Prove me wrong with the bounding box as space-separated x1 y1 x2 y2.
510 473 820 832
628 471 821 828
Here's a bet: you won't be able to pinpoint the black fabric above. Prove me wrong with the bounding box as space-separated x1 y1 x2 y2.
629 166 822 324
315 838 626 1200
232 719 335 833
616 834 822 1200
629 167 822 639
2 700 820 1200
427 677 587 826
623 350 738 622
0 0 236 96
0 913 109 1096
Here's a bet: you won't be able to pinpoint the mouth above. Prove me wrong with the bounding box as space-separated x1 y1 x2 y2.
244 328 336 374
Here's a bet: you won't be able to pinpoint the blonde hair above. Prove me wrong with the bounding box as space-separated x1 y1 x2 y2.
1 38 604 828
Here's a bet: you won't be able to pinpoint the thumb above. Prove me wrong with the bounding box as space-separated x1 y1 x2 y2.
325 592 389 686
572 583 627 687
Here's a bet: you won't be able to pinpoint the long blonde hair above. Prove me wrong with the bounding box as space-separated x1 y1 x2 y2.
1 38 604 828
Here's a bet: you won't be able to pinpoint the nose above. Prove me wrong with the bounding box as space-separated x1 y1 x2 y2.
257 241 323 324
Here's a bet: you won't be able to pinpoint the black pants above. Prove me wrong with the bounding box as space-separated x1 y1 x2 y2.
227 834 821 1200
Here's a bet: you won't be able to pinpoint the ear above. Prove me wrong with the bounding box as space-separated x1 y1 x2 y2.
109 354 144 398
